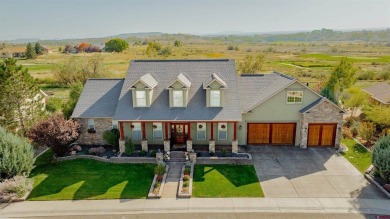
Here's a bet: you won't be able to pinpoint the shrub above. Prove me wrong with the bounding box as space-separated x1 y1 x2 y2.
88 146 106 156
227 45 234 50
358 122 376 144
0 175 33 198
372 135 390 182
45 97 63 112
154 181 161 189
139 150 147 157
124 138 135 155
102 129 120 150
150 150 157 157
184 166 191 175
221 149 228 157
183 181 189 187
342 127 353 139
183 175 190 181
28 114 80 157
209 152 215 156
357 71 375 80
158 47 172 56
0 127 35 179
105 38 129 52
350 121 361 137
154 163 166 177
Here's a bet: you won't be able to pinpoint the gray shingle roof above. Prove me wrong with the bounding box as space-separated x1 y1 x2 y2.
237 72 295 112
71 79 124 118
131 73 158 88
299 97 324 113
114 59 242 121
362 82 390 104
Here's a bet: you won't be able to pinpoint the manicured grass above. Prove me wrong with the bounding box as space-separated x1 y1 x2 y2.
34 148 54 167
340 138 372 174
28 159 155 200
193 165 264 198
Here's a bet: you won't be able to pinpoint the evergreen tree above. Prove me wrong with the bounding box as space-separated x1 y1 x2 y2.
34 42 43 55
0 58 45 135
25 42 36 59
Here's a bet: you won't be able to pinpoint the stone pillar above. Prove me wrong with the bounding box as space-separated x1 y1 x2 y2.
186 140 193 152
232 140 238 153
334 123 342 149
209 140 215 153
119 140 125 154
141 140 148 152
164 140 170 152
156 152 164 163
189 152 197 163
300 120 308 149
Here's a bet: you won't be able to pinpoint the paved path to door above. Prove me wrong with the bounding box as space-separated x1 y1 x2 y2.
249 146 385 199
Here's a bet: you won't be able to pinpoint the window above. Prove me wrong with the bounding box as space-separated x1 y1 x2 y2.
112 120 118 129
287 91 303 104
153 123 163 140
210 90 221 107
88 119 95 129
218 123 227 140
173 90 184 107
135 90 146 107
132 123 142 140
197 123 206 140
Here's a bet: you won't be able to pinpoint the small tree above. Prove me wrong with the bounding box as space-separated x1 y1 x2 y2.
34 42 43 55
372 135 390 182
358 122 376 146
365 105 390 130
62 82 83 119
102 129 120 150
341 87 367 116
25 42 36 59
320 86 337 104
105 38 128 52
325 58 357 100
0 126 35 179
45 97 63 113
158 47 172 56
174 40 182 47
28 114 81 157
237 54 265 73
145 42 162 57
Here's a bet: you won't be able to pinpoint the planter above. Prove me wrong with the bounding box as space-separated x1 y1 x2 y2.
0 189 31 203
148 165 169 198
178 164 194 198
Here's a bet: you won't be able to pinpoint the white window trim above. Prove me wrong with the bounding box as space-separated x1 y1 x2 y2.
132 123 142 140
218 122 227 140
135 90 147 107
88 119 95 129
286 90 303 104
172 90 184 107
153 123 163 140
197 122 207 140
210 90 221 107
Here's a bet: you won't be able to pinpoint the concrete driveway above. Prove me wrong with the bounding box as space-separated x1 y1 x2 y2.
249 146 385 198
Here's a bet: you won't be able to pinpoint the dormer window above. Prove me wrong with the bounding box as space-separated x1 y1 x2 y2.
210 90 221 107
135 90 147 107
173 90 184 107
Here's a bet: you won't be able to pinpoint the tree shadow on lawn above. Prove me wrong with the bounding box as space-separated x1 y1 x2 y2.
194 164 259 187
28 159 155 200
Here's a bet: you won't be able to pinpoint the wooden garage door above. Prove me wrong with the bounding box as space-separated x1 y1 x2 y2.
248 123 296 145
308 124 337 147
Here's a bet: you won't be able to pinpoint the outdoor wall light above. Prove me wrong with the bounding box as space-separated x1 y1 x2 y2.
239 125 242 130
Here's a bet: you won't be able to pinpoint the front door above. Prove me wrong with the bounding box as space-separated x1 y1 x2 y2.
171 123 187 144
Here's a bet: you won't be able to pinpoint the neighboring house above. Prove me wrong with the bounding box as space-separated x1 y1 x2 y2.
362 82 390 106
0 47 26 58
71 59 344 153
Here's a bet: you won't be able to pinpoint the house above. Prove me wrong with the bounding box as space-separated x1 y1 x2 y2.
0 47 26 58
362 82 390 105
71 59 344 153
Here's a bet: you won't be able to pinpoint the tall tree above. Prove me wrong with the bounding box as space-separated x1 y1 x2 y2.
104 38 129 52
25 42 36 59
34 42 43 55
0 58 45 135
326 58 357 95
62 82 83 119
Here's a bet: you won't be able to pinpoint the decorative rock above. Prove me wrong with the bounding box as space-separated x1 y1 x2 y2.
164 140 170 152
88 146 106 155
384 184 390 192
72 145 82 152
156 152 164 163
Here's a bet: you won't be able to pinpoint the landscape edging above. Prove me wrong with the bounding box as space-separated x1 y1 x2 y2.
178 163 194 198
147 165 169 198
55 155 156 164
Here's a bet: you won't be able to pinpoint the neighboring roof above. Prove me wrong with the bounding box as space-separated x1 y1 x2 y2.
131 73 158 89
71 79 124 118
237 72 295 112
299 97 345 113
0 47 25 53
167 73 191 88
362 82 390 104
114 59 242 121
203 73 228 89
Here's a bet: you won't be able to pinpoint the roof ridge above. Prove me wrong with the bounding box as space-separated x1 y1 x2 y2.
273 71 295 80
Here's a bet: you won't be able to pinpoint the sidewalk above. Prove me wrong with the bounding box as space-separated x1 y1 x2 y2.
1 198 389 218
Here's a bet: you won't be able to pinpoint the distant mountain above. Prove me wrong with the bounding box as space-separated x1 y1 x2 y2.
110 32 164 38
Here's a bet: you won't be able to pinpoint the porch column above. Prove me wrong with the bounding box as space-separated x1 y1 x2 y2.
119 121 125 154
164 122 170 152
232 122 238 153
141 122 148 151
209 122 215 153
187 122 192 152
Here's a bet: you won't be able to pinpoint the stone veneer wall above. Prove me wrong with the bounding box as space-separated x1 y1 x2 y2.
300 101 343 148
75 118 113 145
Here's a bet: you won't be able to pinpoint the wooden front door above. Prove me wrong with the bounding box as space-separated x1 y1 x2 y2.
308 124 337 147
171 123 187 144
247 123 296 145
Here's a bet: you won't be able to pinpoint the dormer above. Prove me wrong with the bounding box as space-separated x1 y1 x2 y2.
166 73 191 107
130 73 157 107
203 73 227 107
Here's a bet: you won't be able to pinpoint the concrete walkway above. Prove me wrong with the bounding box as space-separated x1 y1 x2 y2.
250 146 385 198
1 198 390 217
161 163 182 198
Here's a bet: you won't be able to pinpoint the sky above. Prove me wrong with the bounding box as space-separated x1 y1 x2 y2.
0 0 389 40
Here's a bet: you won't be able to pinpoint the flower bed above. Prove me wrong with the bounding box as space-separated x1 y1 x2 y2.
148 164 169 198
178 163 194 198
0 176 33 203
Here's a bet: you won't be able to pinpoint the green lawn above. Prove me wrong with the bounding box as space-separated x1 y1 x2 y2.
193 165 264 198
340 138 372 174
28 159 155 200
34 148 54 167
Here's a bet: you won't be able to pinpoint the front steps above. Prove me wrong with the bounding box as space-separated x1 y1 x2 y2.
168 151 187 163
161 163 183 198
